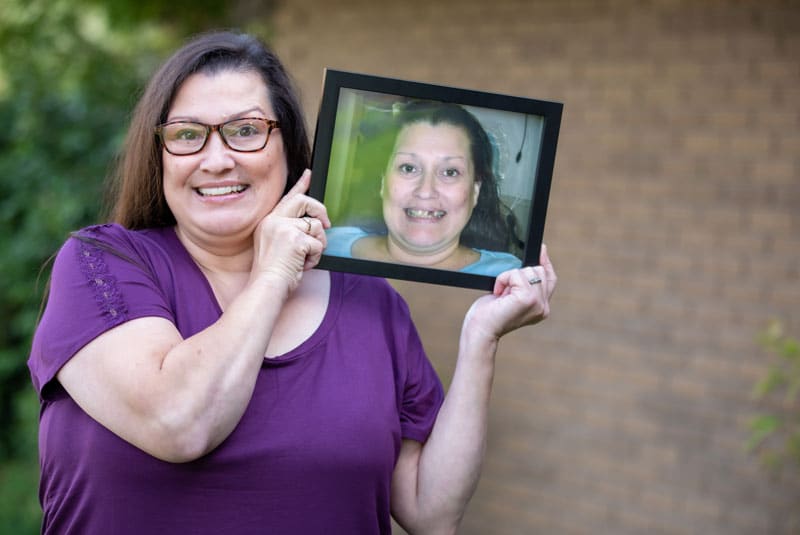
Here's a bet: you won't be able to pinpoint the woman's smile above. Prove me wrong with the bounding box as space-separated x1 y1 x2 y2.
195 184 249 197
404 208 447 221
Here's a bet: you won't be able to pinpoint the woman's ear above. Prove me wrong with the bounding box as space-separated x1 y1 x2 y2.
472 181 482 208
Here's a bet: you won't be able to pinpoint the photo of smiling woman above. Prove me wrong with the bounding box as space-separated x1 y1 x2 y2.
326 100 523 276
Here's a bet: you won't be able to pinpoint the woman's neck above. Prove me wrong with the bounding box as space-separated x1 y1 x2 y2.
358 235 479 270
174 225 254 274
173 226 255 310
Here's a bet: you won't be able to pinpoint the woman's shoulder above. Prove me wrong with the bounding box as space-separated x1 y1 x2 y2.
324 226 370 258
335 270 394 295
71 223 174 248
52 224 187 288
66 223 181 261
461 248 523 276
476 249 522 263
334 271 408 310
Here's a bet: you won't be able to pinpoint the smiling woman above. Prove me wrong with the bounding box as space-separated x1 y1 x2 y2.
26 29 556 535
325 100 523 275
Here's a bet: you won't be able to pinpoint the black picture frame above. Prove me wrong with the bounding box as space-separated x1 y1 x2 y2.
309 69 562 291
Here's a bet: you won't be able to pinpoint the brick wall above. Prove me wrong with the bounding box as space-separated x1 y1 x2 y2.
272 1 800 532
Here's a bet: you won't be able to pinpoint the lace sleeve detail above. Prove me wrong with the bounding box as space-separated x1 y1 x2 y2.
75 235 130 328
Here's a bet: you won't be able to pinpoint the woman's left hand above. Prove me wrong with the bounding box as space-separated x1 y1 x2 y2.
464 244 557 341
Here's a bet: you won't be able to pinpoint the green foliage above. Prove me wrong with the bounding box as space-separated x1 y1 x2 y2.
0 388 41 535
0 1 275 531
747 320 800 473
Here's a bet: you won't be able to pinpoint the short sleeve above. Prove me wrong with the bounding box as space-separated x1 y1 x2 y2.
28 226 175 397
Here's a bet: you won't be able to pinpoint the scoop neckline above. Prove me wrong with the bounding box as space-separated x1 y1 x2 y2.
164 226 341 365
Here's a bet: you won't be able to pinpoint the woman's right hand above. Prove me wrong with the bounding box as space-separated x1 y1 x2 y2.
251 169 331 290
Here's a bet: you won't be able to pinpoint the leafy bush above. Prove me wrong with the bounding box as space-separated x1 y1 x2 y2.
747 320 800 473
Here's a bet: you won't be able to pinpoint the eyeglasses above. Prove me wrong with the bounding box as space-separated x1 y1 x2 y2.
155 117 280 155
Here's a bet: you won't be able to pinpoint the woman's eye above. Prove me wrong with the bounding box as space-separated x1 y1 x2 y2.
233 125 258 137
175 128 202 141
398 163 418 174
438 167 464 181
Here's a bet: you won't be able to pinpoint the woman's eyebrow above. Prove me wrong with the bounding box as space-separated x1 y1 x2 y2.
393 152 467 161
231 106 268 118
167 106 268 122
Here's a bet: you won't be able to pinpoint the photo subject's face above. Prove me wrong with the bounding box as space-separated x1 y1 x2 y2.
382 122 480 257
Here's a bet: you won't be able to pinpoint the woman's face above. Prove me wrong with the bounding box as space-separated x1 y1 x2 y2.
382 121 481 259
162 69 287 249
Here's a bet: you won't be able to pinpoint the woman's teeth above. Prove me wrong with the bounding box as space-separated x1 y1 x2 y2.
406 208 445 219
197 185 247 197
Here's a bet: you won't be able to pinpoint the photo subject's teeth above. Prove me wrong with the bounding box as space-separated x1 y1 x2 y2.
406 209 446 219
198 185 246 196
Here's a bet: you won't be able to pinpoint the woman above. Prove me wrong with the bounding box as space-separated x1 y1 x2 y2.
325 101 524 275
28 31 556 534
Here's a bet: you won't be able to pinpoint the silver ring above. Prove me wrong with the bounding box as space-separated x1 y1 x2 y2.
302 216 312 233
528 277 542 285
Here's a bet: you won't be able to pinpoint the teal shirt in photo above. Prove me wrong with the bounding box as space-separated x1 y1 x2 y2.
325 226 522 277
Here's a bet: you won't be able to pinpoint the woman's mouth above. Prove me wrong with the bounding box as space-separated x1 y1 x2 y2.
405 208 446 220
196 184 248 197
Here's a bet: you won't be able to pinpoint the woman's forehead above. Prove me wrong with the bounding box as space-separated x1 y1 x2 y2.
395 122 471 155
169 69 273 121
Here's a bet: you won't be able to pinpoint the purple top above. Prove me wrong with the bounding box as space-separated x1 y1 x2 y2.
28 224 444 535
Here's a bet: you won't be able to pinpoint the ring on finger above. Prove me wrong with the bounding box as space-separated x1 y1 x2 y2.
302 216 312 234
528 276 542 285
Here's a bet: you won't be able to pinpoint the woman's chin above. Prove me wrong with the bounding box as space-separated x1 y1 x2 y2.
391 237 459 259
182 216 257 241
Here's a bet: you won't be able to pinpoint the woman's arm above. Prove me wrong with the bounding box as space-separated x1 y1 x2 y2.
57 171 329 463
391 245 556 534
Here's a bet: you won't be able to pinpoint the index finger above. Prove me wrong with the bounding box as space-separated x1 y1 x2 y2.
283 168 311 199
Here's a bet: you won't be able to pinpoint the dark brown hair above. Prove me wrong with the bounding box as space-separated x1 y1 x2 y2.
107 31 310 229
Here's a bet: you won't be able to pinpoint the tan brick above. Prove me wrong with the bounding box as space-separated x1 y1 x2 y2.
679 494 722 521
753 159 796 185
730 32 781 57
756 108 800 129
682 131 728 154
669 375 709 399
730 84 779 106
643 83 684 107
749 207 794 233
729 132 772 154
663 61 707 81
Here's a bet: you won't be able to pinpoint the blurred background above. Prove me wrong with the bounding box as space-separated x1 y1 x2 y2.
1 0 798 533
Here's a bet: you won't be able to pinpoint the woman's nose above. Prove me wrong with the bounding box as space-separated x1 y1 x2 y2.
199 131 236 173
413 171 439 199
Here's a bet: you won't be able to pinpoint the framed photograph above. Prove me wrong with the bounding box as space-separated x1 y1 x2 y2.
309 69 562 291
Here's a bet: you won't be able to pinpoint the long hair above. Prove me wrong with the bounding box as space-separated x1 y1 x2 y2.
107 31 310 229
392 100 518 252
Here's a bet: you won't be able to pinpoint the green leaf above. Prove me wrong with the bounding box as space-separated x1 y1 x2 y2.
751 367 786 399
747 414 781 451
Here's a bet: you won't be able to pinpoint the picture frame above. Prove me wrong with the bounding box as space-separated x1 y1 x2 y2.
309 69 563 291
